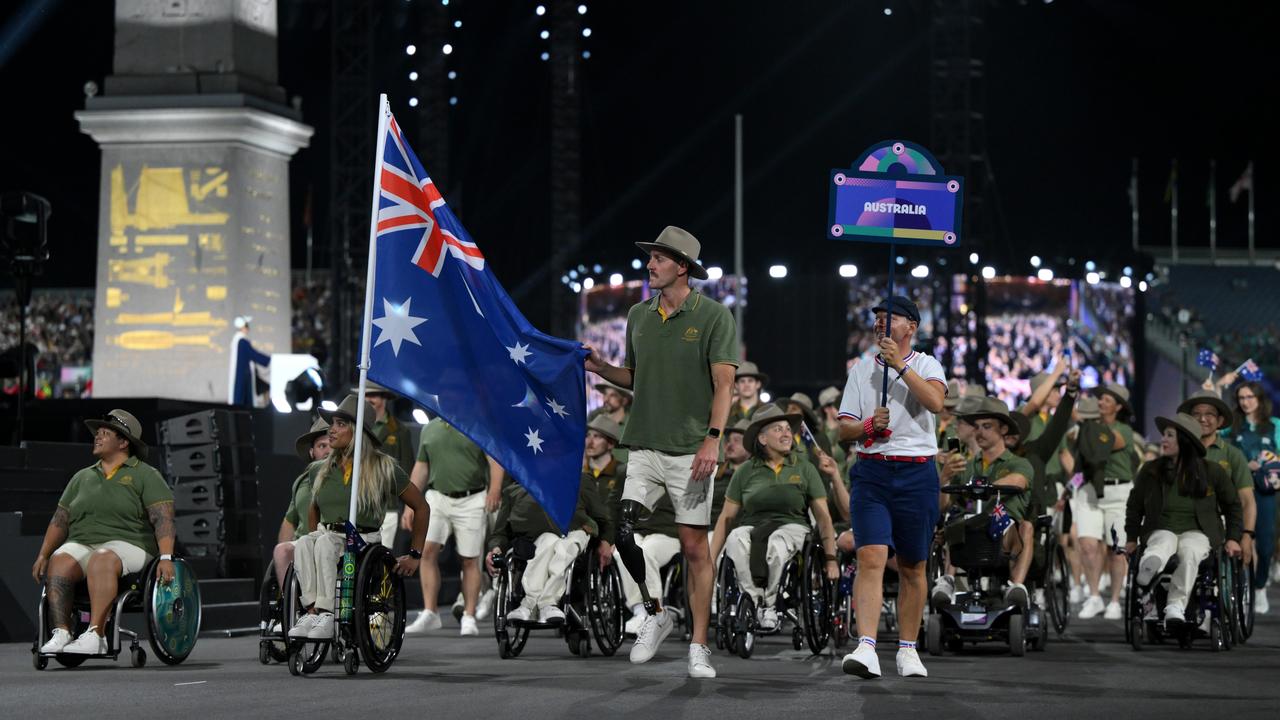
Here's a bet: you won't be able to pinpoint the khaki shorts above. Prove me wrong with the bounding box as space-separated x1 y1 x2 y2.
425 489 487 558
1072 482 1131 545
54 541 152 576
622 449 717 526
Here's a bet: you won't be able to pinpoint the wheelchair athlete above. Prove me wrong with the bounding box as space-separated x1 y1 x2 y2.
710 405 839 633
937 397 1037 608
289 395 429 640
486 468 615 624
32 409 177 656
1124 413 1243 629
274 417 332 587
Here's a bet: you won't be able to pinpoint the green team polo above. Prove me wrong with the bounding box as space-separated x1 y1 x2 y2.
308 459 410 529
1158 478 1202 534
283 470 315 537
961 449 1035 522
416 419 489 494
1205 439 1253 491
1103 422 1136 481
622 291 738 455
57 456 173 556
726 452 826 528
373 414 415 475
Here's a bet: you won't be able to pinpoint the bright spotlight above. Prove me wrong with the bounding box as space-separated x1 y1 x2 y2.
1030 255 1041 268
760 391 772 403
968 252 979 265
1120 275 1132 289
412 409 430 425
582 27 592 37
540 51 550 61
582 51 591 59
1037 268 1054 282
769 265 788 279
884 7 893 15
449 96 458 106
442 43 453 55
570 282 582 293
583 277 595 290
1086 272 1100 284
408 71 419 81
1123 266 1133 276
405 44 417 55
578 4 588 14
536 5 546 16
1085 260 1096 271
631 258 642 270
540 29 550 40
448 70 457 80
454 20 462 28
910 264 929 279
1138 280 1148 292
981 266 996 280
706 266 724 281
839 264 858 278
408 97 419 107
609 273 623 286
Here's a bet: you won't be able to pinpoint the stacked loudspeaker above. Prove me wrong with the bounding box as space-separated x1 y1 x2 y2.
158 410 260 579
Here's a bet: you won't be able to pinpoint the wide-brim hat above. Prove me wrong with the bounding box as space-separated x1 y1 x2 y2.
744 404 802 456
955 385 988 416
593 380 633 399
817 386 841 408
634 225 708 280
85 409 148 460
1098 384 1132 415
1076 395 1101 420
1177 390 1234 433
354 380 396 397
1008 411 1032 441
319 394 382 447
943 379 963 409
735 361 768 384
294 417 330 461
959 396 1017 433
587 414 623 444
1155 414 1207 457
726 418 751 436
1029 372 1066 395
773 398 832 456
787 392 814 412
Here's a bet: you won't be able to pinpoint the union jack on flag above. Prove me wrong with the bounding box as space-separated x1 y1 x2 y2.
1237 358 1264 382
1196 348 1219 371
988 502 1013 541
377 114 485 277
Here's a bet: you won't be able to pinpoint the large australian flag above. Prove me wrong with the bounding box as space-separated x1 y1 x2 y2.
365 106 587 532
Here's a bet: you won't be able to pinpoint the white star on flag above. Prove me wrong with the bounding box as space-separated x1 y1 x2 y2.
371 297 427 356
507 341 532 365
546 397 569 419
524 427 545 454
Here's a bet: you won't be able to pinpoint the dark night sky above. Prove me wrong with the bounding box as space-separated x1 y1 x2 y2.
2 1 1276 326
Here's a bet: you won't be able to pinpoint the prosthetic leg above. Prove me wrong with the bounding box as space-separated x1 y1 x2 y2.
616 500 661 616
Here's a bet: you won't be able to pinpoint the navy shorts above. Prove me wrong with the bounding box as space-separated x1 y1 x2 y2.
849 458 940 563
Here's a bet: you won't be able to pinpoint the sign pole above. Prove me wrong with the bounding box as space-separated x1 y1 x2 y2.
880 240 896 407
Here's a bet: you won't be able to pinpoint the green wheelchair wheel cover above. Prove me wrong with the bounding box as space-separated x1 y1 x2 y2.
147 558 202 664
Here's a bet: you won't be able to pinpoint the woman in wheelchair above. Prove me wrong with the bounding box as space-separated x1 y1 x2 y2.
1123 413 1243 628
32 409 176 656
486 471 615 624
288 395 429 640
709 405 839 632
273 417 332 587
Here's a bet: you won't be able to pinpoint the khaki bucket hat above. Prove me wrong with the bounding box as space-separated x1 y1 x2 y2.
635 226 709 280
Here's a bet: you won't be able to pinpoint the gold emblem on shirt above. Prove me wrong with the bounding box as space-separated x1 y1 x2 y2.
118 475 133 486
1218 460 1230 472
682 327 700 342
1099 433 1110 444
788 474 802 485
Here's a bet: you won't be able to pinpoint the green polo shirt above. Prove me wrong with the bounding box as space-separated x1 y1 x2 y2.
962 449 1035 522
621 291 738 454
308 459 410 529
728 400 764 428
283 471 315 537
1205 439 1252 492
57 456 173 556
373 415 414 475
582 458 626 543
726 452 826 528
1103 421 1136 481
416 419 489 494
1158 478 1201 534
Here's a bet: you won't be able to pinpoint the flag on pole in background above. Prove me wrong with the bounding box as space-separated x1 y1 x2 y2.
363 104 588 532
1237 359 1264 382
1196 348 1219 371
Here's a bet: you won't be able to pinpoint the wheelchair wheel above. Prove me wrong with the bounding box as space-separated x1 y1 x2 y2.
1129 613 1145 651
282 566 327 674
1217 555 1237 649
1236 560 1254 641
144 557 201 665
1008 614 1025 657
1045 543 1071 636
800 542 833 655
736 594 757 660
713 559 734 652
257 565 289 664
130 645 147 668
1209 617 1225 652
493 558 530 659
585 551 625 657
926 614 944 656
353 545 406 674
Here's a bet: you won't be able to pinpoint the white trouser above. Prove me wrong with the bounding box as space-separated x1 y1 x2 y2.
1144 529 1211 610
521 530 589 608
294 529 382 612
380 510 398 550
724 523 809 607
619 532 683 608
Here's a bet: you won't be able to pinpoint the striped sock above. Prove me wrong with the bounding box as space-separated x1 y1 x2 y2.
899 640 917 650
859 636 877 648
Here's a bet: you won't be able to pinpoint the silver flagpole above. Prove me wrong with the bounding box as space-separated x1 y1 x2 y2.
1209 159 1217 263
1171 159 1179 263
348 94 392 525
1248 161 1256 263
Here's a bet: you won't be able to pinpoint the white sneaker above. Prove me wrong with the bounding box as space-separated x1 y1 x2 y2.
1255 589 1270 615
476 589 496 621
1069 584 1083 605
687 643 716 678
62 627 106 655
1164 603 1186 626
306 613 335 640
931 575 956 609
757 607 779 631
841 641 881 679
1033 588 1046 608
1136 554 1164 587
288 613 318 638
1103 601 1123 620
896 647 928 678
624 609 647 635
630 609 674 664
406 609 443 634
40 628 74 654
1004 582 1029 608
539 605 566 624
460 614 479 636
506 605 535 623
1078 595 1106 619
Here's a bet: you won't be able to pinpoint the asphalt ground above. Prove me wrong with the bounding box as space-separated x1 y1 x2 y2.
5 588 1278 720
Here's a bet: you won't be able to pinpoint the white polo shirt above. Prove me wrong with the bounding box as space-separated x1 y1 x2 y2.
838 350 947 458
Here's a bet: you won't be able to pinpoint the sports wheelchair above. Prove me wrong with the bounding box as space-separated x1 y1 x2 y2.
33 556 201 670
490 536 625 659
1124 543 1235 652
926 481 1048 657
714 529 834 658
283 534 407 676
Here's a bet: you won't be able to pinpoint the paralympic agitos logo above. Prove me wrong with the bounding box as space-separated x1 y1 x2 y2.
863 201 927 215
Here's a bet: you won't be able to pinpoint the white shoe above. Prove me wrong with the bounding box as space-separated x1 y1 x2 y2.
687 643 716 678
1255 589 1270 615
1103 601 1123 620
841 641 881 679
288 613 319 638
1136 554 1164 587
624 610 647 635
40 628 74 654
630 609 674 664
306 613 335 640
460 614 480 636
757 607 779 631
1069 584 1083 605
1079 595 1106 619
506 605 535 623
1032 588 1046 608
62 627 107 655
1164 603 1186 627
931 575 956 609
1005 582 1029 608
896 647 928 678
476 589 496 621
539 605 566 624
406 609 443 634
